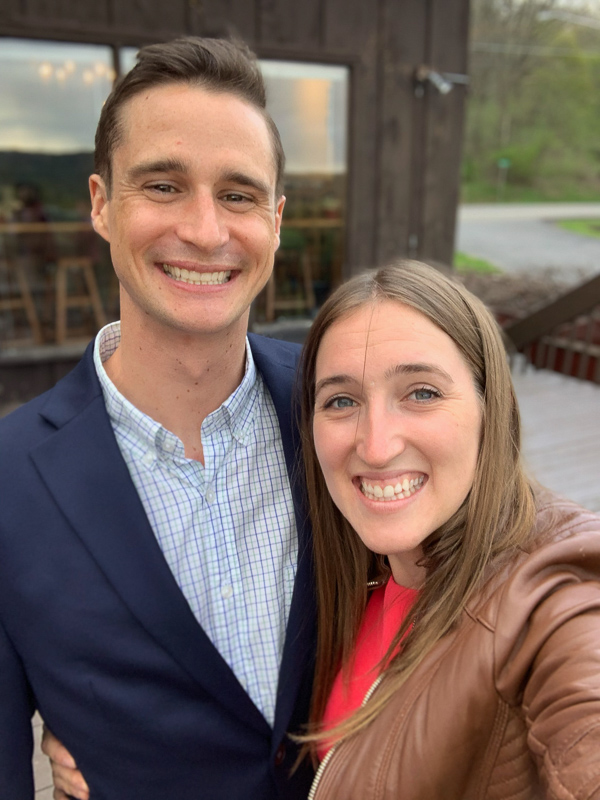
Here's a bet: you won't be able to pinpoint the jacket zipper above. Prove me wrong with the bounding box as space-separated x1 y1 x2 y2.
307 674 384 800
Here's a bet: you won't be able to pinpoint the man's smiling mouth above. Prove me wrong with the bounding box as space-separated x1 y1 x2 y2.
162 264 232 285
360 474 425 501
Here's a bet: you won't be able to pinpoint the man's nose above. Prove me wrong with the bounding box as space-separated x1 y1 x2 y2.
176 193 229 251
355 407 406 467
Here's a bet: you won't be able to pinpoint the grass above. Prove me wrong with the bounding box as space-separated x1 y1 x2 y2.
556 219 600 239
461 180 600 204
453 252 501 274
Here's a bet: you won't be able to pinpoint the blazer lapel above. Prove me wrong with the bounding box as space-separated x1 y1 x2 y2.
32 345 269 735
249 335 316 743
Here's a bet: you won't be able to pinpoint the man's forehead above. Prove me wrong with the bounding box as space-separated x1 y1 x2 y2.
118 82 264 131
113 82 277 179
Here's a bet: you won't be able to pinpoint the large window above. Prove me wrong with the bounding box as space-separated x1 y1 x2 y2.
260 61 348 324
0 40 348 351
0 38 115 348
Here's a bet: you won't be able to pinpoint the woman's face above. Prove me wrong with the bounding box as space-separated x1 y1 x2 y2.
312 300 482 587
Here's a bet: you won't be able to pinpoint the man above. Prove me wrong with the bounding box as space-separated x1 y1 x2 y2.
0 37 315 799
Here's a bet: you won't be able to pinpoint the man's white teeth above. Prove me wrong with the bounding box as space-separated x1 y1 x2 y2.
163 265 231 285
361 475 425 501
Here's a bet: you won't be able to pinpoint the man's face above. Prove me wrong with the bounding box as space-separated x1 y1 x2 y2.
90 84 285 340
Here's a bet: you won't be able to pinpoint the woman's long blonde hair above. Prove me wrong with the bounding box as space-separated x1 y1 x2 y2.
299 260 535 751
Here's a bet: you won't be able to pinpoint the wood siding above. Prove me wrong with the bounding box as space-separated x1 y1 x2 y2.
1 0 469 274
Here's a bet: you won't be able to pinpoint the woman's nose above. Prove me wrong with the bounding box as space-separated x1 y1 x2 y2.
355 407 406 467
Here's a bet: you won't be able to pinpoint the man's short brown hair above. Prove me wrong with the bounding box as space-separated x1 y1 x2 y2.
95 37 285 196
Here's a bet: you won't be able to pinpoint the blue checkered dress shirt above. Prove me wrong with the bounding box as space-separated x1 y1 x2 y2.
94 322 298 726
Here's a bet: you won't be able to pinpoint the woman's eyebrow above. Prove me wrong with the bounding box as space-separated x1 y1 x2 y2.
315 363 454 397
384 362 454 382
315 374 357 396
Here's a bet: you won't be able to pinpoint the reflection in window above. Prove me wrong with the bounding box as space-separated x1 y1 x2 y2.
119 47 138 76
0 39 114 349
259 61 348 324
262 61 347 178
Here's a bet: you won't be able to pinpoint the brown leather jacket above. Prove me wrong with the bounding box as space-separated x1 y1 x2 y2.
311 492 600 800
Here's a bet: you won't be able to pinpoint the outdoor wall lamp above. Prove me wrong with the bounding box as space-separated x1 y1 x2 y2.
414 65 469 97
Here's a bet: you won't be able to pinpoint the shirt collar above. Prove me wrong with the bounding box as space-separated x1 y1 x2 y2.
94 322 171 458
93 321 259 458
201 337 259 445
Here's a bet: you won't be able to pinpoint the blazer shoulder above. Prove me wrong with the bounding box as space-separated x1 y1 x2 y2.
0 391 54 450
0 341 99 453
248 333 302 370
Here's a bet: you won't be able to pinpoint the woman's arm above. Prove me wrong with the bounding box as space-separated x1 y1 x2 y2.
42 728 89 800
521 582 600 796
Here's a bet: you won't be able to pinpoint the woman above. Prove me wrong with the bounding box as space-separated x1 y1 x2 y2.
300 260 600 799
45 260 600 799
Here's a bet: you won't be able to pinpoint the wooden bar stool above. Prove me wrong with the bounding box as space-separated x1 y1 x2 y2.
265 250 316 323
55 257 106 344
0 259 44 346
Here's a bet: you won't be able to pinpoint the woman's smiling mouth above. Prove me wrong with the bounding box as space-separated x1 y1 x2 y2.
359 474 426 502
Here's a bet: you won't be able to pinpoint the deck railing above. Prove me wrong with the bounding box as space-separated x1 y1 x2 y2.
504 273 600 384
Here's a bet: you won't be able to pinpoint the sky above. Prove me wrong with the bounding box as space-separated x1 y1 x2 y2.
556 0 600 10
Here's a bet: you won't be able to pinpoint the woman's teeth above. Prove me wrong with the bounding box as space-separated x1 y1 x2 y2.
360 475 425 501
163 265 232 285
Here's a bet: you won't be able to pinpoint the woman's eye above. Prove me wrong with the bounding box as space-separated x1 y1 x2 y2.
327 396 356 409
409 387 440 401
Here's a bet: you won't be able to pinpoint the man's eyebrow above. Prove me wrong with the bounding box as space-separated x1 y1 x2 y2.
221 170 272 198
384 362 454 382
127 158 189 181
315 374 358 396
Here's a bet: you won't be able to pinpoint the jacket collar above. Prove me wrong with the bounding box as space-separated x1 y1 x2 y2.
248 333 316 745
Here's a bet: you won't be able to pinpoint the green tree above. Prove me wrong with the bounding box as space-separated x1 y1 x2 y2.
464 0 600 199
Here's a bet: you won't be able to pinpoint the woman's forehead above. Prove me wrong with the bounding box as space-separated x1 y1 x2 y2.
319 301 447 355
315 299 473 384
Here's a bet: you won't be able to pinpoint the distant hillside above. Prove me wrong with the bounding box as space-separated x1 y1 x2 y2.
0 151 95 216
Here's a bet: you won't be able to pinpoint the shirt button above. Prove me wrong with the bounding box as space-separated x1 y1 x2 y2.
142 452 154 468
274 743 286 766
221 585 233 599
206 486 216 503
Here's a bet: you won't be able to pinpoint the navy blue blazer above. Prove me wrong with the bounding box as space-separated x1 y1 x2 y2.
0 333 315 799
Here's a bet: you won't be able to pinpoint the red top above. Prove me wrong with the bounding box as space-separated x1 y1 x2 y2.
319 580 418 759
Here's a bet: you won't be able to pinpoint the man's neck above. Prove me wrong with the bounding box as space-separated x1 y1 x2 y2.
104 316 248 463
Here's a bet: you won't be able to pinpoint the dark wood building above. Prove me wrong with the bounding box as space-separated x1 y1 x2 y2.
0 0 470 404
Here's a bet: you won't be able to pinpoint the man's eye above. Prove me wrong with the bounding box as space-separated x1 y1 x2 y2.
222 193 251 203
149 183 176 193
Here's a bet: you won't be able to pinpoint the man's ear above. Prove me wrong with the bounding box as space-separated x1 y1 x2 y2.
89 174 111 243
273 195 286 252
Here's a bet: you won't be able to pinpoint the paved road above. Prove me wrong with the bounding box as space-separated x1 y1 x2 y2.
456 203 600 284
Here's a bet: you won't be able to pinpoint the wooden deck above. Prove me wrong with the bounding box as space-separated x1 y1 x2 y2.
512 359 600 513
